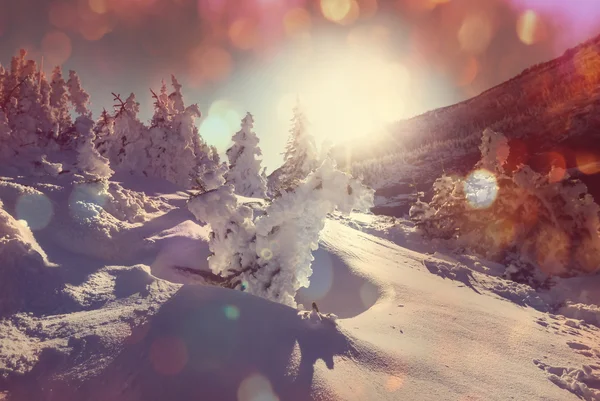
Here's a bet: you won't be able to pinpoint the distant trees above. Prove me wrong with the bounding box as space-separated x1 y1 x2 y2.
0 50 107 177
225 112 267 198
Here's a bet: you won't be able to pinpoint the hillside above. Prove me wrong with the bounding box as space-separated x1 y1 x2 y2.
340 33 600 216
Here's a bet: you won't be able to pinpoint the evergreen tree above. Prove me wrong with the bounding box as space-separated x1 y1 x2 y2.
225 112 267 198
67 70 91 117
169 75 185 114
270 100 318 194
49 66 71 132
74 115 113 180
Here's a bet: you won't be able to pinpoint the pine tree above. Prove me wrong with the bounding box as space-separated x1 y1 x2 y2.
271 100 318 194
74 115 113 180
94 109 115 156
169 75 185 114
49 66 71 132
225 112 267 198
67 70 91 117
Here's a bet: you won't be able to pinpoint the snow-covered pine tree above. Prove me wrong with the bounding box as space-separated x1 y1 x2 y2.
209 145 220 164
110 92 150 173
0 109 11 161
94 109 114 155
49 66 71 134
188 159 375 307
169 75 185 114
225 112 267 198
65 73 113 180
67 70 91 118
270 100 318 195
74 115 113 180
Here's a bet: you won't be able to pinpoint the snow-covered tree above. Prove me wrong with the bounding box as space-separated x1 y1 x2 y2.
169 74 185 114
110 93 149 172
188 159 374 307
100 78 222 189
225 112 267 198
74 115 113 180
411 128 600 280
49 66 71 132
269 101 318 195
67 70 91 117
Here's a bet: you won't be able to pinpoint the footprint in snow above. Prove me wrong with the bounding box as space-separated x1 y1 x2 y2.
567 341 591 351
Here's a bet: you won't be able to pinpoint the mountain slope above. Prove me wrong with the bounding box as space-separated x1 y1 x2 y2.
338 33 600 216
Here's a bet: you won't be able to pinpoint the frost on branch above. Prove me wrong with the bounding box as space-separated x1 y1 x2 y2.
225 112 267 198
411 128 600 279
188 159 374 307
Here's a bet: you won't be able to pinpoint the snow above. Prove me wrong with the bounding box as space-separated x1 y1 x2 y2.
1 162 599 401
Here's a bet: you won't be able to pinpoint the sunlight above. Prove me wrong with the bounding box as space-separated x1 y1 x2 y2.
293 50 411 144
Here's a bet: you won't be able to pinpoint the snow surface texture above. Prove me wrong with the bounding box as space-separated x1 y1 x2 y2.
1 171 600 400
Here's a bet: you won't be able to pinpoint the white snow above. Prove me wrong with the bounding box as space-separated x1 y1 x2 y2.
0 168 598 401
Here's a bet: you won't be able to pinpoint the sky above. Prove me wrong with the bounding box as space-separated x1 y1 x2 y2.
1 0 600 172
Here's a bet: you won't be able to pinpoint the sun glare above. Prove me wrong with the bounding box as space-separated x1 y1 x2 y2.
289 49 411 145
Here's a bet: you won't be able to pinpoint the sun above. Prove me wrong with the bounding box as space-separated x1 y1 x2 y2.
279 50 411 145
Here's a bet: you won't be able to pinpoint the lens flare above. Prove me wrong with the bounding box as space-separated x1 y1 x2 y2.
15 193 54 231
150 336 188 376
297 252 333 300
200 100 241 151
283 8 312 37
458 13 493 55
359 281 378 308
88 0 107 14
188 45 232 86
516 10 545 45
223 305 240 320
320 0 359 25
385 375 404 392
237 374 279 401
464 169 498 209
576 152 600 175
228 18 259 50
68 182 110 221
260 248 273 260
41 30 72 66
533 225 570 276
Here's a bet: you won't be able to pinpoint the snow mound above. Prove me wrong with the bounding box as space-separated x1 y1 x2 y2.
534 359 600 401
0 200 65 317
63 264 157 309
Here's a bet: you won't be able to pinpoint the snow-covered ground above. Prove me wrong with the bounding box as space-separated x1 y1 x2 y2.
1 173 599 401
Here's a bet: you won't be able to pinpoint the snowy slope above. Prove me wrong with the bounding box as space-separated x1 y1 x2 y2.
1 175 599 401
